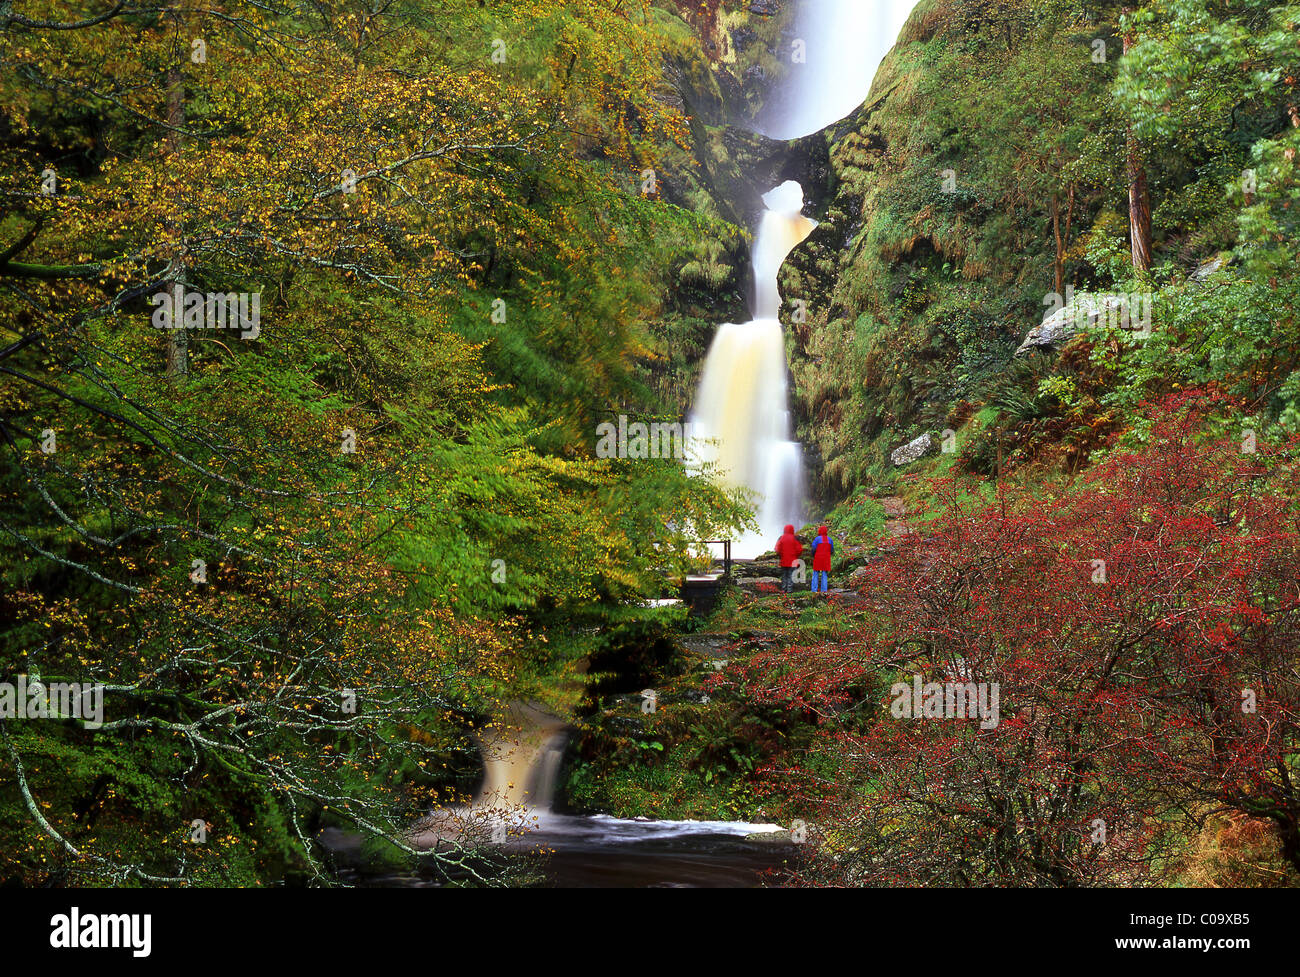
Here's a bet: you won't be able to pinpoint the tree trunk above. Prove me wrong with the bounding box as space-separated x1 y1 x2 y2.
164 28 188 382
1050 195 1063 297
1276 811 1300 874
1050 184 1076 297
1123 14 1152 275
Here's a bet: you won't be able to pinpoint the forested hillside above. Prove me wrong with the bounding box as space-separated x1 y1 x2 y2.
2 0 1297 891
0 0 758 886
780 0 1299 500
557 0 1300 889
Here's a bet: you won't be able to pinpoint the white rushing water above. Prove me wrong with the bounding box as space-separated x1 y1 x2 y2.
686 1 919 558
764 0 921 141
410 702 781 874
688 182 817 558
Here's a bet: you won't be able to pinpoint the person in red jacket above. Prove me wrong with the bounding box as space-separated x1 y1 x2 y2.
774 524 803 593
809 524 834 595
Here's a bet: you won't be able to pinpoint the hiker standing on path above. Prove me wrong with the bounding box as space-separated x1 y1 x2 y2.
810 524 834 595
774 523 803 594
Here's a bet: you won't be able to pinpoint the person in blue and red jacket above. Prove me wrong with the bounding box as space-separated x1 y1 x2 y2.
774 524 803 594
809 524 834 595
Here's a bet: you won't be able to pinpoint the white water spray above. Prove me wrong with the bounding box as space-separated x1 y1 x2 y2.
687 1 919 557
688 183 815 558
764 0 920 141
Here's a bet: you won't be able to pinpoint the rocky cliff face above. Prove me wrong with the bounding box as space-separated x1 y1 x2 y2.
776 0 1117 503
654 1 838 227
775 8 955 501
650 0 1075 498
650 1 996 498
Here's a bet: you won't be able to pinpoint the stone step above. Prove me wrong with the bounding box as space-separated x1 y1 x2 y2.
676 633 733 660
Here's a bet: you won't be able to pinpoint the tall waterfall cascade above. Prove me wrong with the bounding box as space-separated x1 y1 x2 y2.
687 183 816 559
686 0 920 559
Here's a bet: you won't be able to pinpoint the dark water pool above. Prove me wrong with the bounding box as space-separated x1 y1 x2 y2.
325 814 797 888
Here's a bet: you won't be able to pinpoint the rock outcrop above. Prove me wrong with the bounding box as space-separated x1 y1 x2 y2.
1014 294 1133 357
890 432 933 466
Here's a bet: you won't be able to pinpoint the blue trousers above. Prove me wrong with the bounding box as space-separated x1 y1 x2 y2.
810 570 828 593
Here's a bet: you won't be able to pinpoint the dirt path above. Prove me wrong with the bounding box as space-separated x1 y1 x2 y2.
876 495 913 551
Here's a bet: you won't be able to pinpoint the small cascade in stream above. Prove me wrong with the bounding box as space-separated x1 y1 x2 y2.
474 702 567 813
407 702 784 874
403 703 567 848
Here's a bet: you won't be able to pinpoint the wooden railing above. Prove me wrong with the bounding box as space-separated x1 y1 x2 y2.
699 539 732 581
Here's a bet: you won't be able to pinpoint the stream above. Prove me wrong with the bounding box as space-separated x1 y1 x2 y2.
324 702 795 888
334 816 793 889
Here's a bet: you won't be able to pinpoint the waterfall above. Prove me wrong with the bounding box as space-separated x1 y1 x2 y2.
686 0 920 558
688 183 816 559
473 701 567 812
752 181 818 319
762 0 921 141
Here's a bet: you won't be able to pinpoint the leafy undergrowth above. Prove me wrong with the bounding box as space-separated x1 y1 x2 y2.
820 488 888 548
565 743 762 822
564 394 1300 888
746 395 1300 887
561 584 882 825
